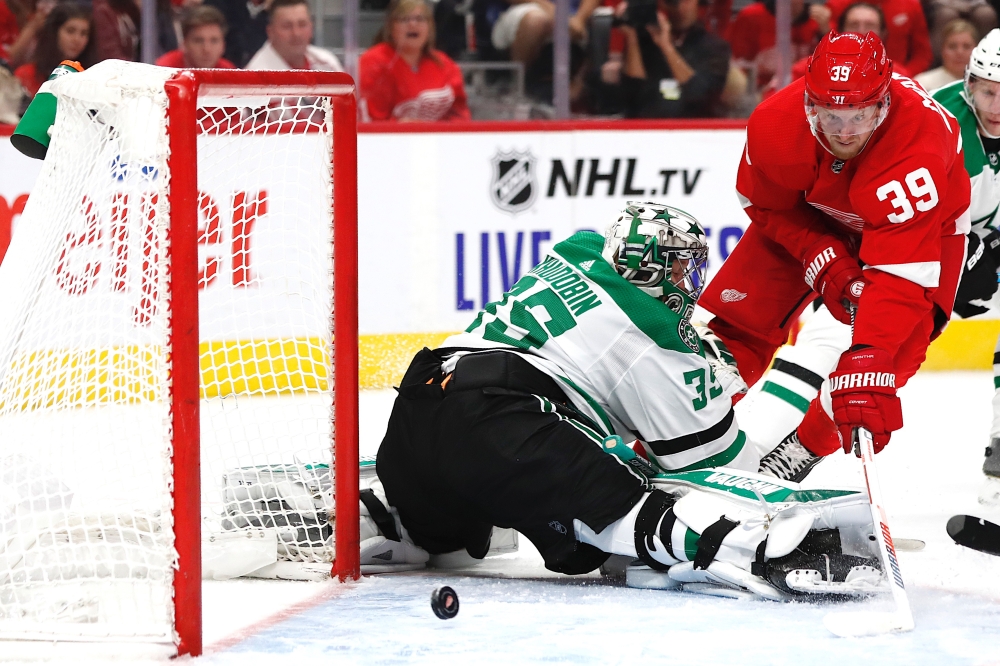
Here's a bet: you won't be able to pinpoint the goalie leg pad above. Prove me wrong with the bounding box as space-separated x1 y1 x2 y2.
628 471 885 599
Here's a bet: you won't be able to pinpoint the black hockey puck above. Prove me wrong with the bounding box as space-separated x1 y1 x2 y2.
430 586 459 620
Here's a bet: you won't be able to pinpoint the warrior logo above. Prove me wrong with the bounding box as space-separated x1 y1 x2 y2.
490 150 537 213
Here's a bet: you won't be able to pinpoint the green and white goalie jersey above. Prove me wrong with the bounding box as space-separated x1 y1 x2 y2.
443 231 756 474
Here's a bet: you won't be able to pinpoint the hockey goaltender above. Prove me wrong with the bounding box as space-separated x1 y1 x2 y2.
360 202 888 600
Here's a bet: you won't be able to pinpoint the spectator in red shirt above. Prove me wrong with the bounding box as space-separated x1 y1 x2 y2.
13 1 92 97
826 0 931 73
92 0 140 61
2 0 54 67
760 2 911 97
359 0 471 121
155 6 235 67
728 0 831 89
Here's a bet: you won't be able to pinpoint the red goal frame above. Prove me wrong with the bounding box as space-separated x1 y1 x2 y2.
163 70 360 657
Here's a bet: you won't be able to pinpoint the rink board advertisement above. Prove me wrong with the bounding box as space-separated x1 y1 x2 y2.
1 124 996 388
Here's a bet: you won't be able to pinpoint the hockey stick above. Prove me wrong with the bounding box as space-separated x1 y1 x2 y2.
823 426 914 637
947 514 1000 556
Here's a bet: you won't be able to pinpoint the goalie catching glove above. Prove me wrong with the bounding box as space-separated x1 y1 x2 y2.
622 471 884 599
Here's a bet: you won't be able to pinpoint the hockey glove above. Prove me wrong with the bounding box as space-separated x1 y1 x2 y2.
829 346 902 453
802 237 865 326
693 322 748 400
954 231 1000 319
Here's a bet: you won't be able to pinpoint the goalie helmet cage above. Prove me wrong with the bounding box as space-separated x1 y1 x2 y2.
0 63 359 658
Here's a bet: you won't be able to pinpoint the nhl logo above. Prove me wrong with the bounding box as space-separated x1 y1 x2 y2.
490 150 537 213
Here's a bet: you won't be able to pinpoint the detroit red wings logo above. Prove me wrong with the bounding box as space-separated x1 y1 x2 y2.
720 289 747 303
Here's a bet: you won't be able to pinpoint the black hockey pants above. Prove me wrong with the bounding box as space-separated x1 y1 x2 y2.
375 348 647 575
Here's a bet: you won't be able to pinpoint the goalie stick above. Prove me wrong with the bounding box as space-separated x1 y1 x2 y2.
823 426 915 637
947 515 1000 557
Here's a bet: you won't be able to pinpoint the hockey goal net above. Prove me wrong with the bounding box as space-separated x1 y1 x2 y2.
0 62 359 655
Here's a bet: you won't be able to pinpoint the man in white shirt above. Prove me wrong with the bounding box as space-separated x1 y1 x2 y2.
246 0 342 70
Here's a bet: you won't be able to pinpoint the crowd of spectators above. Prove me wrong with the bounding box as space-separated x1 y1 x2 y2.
0 0 996 123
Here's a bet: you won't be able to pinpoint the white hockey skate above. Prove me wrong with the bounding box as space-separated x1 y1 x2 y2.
979 438 1000 506
978 474 1000 506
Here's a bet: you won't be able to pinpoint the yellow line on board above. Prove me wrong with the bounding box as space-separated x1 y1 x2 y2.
359 332 459 389
922 318 1000 371
6 316 988 411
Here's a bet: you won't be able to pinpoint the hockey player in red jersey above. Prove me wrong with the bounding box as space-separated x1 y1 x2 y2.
700 31 970 463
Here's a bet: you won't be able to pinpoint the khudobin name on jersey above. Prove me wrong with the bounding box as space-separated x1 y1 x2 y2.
443 231 749 473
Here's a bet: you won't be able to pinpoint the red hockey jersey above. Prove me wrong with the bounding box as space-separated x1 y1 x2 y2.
737 75 971 353
359 43 471 122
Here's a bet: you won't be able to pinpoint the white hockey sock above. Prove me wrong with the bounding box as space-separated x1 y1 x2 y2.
574 498 642 559
738 305 849 456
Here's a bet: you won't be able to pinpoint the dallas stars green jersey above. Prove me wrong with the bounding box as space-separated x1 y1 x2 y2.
442 231 752 474
933 80 1000 232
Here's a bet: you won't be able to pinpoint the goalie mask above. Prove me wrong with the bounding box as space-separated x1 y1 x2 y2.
602 202 709 316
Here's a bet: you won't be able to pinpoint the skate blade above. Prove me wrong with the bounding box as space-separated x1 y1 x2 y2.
785 566 887 596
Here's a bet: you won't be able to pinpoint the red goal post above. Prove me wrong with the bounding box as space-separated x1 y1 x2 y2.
165 69 361 656
0 65 359 659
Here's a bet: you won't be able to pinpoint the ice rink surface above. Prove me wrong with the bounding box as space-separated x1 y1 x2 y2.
12 371 1000 665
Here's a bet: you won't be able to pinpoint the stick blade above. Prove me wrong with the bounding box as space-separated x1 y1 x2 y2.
823 610 915 637
947 514 1000 556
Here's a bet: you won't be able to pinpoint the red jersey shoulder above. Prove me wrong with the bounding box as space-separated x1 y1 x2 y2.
862 75 960 176
746 77 819 187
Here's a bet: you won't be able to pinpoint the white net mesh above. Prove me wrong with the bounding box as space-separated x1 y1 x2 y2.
0 61 338 643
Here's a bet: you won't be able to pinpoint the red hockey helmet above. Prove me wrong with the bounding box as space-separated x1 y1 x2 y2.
804 32 893 151
805 31 892 108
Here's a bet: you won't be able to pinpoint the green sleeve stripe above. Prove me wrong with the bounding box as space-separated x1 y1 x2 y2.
553 233 696 353
670 430 747 472
761 381 812 414
562 414 606 445
994 376 1000 389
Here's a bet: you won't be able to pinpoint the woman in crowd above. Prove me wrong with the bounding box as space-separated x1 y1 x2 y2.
14 1 91 97
1 0 53 67
359 0 470 121
915 19 978 91
91 0 140 61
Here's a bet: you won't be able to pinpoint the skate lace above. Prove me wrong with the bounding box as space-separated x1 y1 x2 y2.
758 433 821 482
